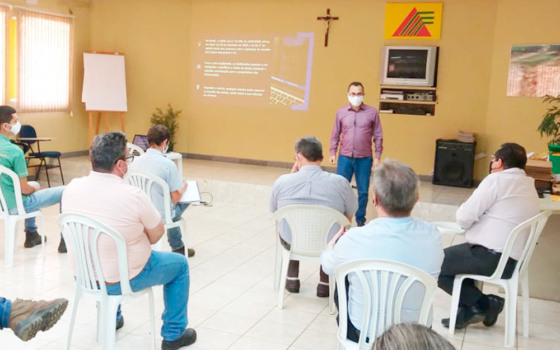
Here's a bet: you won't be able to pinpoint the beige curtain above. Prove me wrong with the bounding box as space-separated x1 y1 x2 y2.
18 9 72 112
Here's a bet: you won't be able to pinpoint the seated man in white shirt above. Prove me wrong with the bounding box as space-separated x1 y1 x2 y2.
131 124 194 257
321 160 444 343
439 143 540 329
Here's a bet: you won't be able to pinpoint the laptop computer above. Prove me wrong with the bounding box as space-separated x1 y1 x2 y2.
132 134 149 151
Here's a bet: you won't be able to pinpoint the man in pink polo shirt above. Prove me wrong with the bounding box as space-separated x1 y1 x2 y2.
62 132 196 350
330 82 383 227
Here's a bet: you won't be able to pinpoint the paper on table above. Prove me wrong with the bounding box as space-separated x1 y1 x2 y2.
179 181 201 203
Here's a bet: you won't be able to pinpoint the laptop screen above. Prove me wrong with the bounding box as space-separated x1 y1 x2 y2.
132 134 149 151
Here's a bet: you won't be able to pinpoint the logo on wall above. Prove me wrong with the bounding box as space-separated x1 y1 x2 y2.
385 3 443 40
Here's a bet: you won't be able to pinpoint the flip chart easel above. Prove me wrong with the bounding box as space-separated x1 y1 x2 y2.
82 51 128 141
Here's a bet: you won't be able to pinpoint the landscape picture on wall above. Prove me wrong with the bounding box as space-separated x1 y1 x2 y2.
507 45 560 97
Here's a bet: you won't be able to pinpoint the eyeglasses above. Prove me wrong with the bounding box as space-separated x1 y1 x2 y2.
348 92 364 97
115 155 134 165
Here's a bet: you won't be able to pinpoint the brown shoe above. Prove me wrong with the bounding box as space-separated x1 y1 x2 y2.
24 230 45 248
9 298 68 341
285 278 300 293
172 246 196 258
317 282 329 298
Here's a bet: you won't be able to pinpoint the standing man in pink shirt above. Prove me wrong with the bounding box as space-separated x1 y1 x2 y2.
330 82 383 226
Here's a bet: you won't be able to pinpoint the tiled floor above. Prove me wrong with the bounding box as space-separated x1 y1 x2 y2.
0 157 558 349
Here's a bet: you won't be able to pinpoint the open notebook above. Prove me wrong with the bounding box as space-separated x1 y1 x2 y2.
179 180 201 204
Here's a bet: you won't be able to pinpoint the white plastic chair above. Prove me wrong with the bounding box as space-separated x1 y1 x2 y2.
58 213 156 350
448 210 552 348
335 259 438 350
0 165 45 267
272 204 351 311
127 142 145 158
125 169 187 252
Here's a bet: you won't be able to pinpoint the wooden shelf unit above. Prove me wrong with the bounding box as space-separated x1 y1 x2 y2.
378 86 437 116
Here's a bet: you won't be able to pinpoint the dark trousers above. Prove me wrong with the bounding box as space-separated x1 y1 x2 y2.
438 243 517 307
334 277 363 343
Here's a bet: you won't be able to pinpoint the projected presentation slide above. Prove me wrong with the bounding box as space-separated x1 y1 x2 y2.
193 32 315 111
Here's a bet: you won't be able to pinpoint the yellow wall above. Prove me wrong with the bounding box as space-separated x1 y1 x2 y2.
4 0 91 153
83 0 560 179
482 0 560 178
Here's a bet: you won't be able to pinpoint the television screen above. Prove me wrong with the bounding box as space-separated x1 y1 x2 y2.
387 49 428 79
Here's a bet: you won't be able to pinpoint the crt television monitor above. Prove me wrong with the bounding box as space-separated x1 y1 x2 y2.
380 46 439 87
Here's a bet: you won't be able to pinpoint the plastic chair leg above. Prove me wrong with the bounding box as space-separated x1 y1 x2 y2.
101 297 121 350
4 218 18 267
448 276 464 335
278 250 291 309
521 275 530 338
65 292 81 350
147 290 156 350
503 282 517 348
328 275 336 314
273 238 281 291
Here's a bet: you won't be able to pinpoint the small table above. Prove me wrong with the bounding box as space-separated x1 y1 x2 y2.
539 194 560 212
165 152 183 178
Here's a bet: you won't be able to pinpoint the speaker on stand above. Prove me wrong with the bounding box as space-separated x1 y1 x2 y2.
433 139 476 188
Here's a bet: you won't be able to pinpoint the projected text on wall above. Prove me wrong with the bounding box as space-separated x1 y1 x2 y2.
193 33 314 111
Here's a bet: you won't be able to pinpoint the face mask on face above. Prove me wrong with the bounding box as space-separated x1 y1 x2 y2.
7 121 21 135
348 95 364 107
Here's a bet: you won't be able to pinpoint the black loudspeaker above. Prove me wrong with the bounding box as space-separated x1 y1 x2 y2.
433 139 476 188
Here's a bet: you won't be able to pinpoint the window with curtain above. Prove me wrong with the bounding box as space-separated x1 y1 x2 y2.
18 10 72 112
0 7 7 105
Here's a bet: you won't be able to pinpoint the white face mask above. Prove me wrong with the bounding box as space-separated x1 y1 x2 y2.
348 95 364 107
8 120 21 135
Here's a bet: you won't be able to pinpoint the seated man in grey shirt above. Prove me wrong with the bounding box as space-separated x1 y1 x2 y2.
131 124 194 257
270 136 358 297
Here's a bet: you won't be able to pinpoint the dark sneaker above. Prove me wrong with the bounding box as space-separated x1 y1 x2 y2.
187 249 195 258
162 328 197 350
357 222 365 227
24 230 45 248
316 282 329 298
116 316 124 330
58 236 67 254
9 298 68 341
483 294 505 327
442 305 485 329
285 279 300 293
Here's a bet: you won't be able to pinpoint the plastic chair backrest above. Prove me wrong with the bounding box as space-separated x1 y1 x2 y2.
58 213 135 296
127 142 145 157
124 169 173 225
488 210 551 280
335 259 437 347
20 125 38 145
272 204 351 256
0 165 27 216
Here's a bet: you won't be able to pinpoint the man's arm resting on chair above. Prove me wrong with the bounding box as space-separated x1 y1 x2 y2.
144 220 165 245
19 177 38 195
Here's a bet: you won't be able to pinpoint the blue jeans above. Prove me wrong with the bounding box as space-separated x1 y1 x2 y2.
0 297 11 330
8 186 65 232
106 251 189 342
168 203 189 250
337 156 372 224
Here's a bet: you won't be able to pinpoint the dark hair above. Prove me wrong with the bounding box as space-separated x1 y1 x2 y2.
90 132 127 173
0 106 16 125
294 136 323 162
494 143 527 170
347 81 364 92
147 124 170 146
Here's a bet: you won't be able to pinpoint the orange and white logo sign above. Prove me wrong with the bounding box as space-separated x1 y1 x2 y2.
384 3 443 40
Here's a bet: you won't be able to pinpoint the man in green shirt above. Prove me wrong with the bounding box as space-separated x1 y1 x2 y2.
0 106 65 251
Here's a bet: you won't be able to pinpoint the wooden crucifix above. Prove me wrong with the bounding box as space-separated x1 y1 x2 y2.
317 8 339 47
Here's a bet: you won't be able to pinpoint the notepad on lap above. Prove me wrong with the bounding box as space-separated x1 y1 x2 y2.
179 181 201 204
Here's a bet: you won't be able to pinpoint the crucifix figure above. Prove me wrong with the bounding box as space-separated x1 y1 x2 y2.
317 8 339 47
